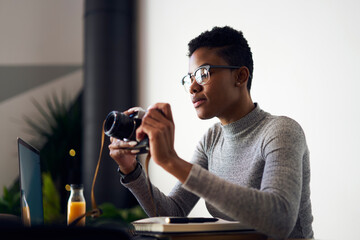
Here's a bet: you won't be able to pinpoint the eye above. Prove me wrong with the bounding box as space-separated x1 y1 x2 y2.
195 67 209 85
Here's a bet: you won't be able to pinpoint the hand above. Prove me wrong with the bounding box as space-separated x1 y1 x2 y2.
108 137 138 174
108 107 143 174
135 103 192 183
135 103 178 168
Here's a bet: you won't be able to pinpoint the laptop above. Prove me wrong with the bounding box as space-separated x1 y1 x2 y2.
17 137 44 226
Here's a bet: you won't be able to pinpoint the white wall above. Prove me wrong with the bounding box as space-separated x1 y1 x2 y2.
137 0 360 239
0 0 82 65
0 0 83 191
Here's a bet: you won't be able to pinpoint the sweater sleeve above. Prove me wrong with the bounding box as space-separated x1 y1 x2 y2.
120 126 213 217
182 118 307 239
121 163 201 217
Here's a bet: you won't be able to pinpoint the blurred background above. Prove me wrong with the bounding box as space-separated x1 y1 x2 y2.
1 0 360 239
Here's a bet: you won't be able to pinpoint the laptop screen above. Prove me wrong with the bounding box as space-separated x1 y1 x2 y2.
17 138 44 226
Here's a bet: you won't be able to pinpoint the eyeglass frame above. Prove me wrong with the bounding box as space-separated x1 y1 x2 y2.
181 65 243 92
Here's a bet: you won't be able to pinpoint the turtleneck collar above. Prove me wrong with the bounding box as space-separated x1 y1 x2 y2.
221 103 268 139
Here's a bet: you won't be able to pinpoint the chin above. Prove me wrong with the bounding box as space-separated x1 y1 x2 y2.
195 109 214 120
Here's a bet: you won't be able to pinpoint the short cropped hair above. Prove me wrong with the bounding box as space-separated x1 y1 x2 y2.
187 26 254 92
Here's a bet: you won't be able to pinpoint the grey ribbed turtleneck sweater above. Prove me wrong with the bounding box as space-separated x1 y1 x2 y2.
121 104 314 239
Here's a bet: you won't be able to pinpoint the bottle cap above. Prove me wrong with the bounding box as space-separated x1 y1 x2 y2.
70 184 83 189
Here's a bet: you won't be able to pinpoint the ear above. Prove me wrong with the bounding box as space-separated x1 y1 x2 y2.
235 66 250 87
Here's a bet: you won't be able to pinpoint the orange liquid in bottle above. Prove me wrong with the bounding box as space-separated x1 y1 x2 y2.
67 201 86 226
22 206 31 226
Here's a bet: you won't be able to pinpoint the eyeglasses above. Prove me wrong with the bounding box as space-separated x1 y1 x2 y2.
181 65 241 93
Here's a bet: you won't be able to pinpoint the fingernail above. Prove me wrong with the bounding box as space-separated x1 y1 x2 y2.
128 141 138 146
147 105 154 111
131 149 140 154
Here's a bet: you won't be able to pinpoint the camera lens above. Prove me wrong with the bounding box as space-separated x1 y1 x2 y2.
104 111 141 140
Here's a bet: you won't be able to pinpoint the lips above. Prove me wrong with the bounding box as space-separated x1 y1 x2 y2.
192 97 206 108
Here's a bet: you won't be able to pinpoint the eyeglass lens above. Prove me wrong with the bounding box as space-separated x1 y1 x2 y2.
182 66 210 93
195 67 209 85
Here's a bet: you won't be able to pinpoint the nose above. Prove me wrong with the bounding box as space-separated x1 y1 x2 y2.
189 79 202 94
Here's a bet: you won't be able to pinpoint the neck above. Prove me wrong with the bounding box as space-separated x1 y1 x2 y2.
219 92 255 125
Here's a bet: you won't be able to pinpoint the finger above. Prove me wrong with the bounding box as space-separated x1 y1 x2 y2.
136 116 173 145
145 107 175 134
147 103 173 122
109 142 137 150
136 110 165 141
109 146 140 156
108 138 121 148
109 149 134 160
135 125 146 142
109 140 138 149
144 108 165 125
143 107 170 126
159 103 173 122
124 107 145 116
136 105 173 141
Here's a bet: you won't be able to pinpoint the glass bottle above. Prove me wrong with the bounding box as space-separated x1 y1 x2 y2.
67 184 86 226
21 190 31 227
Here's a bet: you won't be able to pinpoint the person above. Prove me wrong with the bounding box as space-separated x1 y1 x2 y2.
108 26 314 239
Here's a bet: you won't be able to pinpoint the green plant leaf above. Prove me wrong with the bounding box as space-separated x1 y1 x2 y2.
42 172 63 224
98 203 147 223
0 179 20 215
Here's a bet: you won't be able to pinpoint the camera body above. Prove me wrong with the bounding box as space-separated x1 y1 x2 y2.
104 109 149 154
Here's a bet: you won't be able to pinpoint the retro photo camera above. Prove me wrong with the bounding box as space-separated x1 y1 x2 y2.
104 109 149 154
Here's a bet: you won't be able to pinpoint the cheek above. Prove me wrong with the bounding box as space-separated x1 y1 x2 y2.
202 85 226 115
206 80 230 101
205 81 239 113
